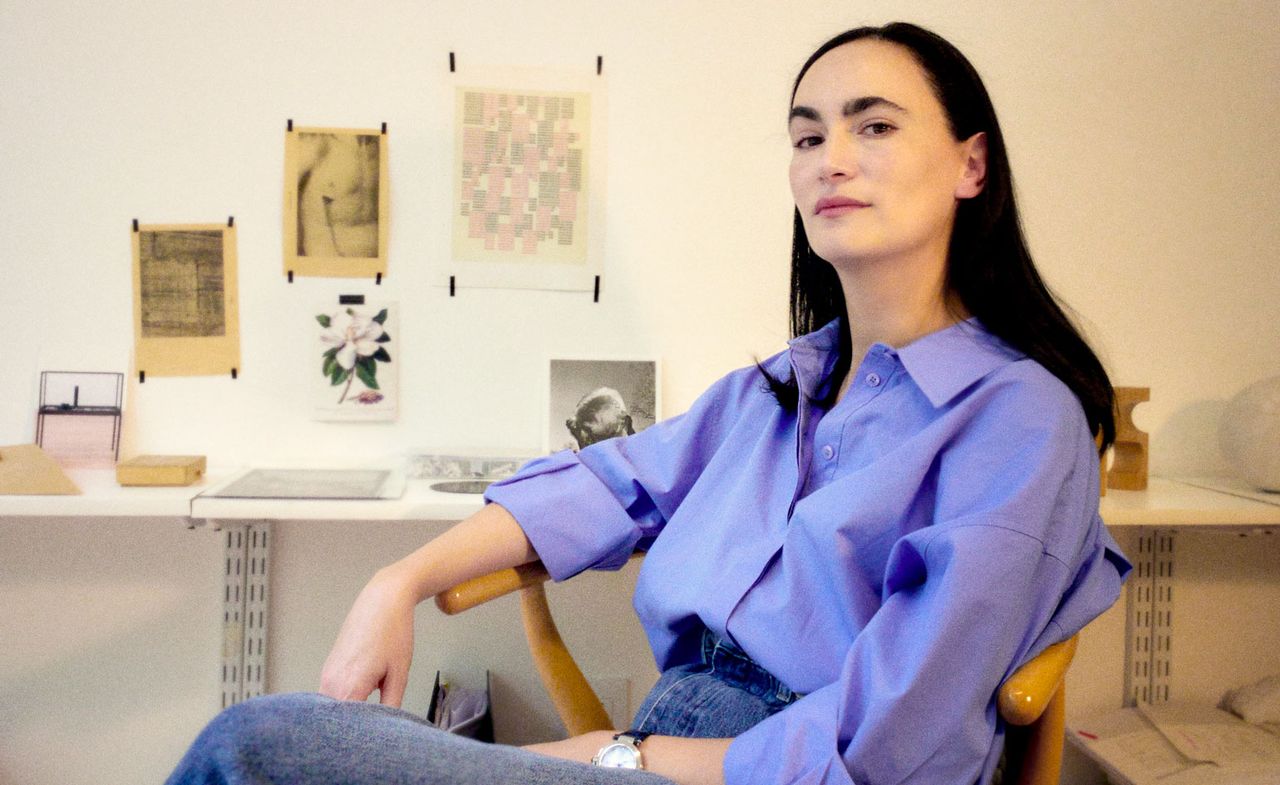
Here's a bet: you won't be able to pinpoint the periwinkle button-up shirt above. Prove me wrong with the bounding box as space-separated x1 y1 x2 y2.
485 319 1130 785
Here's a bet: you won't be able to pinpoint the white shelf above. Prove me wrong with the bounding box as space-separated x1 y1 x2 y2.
3 470 1275 529
0 468 214 518
1101 477 1280 528
189 478 486 523
0 467 488 522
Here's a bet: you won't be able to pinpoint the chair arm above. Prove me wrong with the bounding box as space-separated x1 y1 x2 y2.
435 554 645 616
435 561 553 615
432 559 617 735
998 635 1078 726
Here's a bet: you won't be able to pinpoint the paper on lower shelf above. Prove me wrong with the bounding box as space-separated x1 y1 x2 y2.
1070 707 1196 784
1137 702 1280 768
1069 704 1280 785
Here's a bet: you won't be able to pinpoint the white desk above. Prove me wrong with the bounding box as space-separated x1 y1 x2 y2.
4 472 1273 526
189 475 485 525
1100 477 1280 528
3 473 1276 708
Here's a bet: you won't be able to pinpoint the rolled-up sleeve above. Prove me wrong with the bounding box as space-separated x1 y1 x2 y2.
484 362 773 581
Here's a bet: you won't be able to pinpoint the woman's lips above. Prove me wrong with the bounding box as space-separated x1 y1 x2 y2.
815 197 870 216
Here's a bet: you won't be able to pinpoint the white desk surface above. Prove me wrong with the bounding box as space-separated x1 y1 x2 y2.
0 467 489 522
0 467 212 518
189 473 486 522
2 470 1278 527
1101 477 1280 527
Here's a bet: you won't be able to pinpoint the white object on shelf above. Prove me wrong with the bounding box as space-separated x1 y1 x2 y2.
202 467 405 500
1219 375 1280 492
1223 673 1280 726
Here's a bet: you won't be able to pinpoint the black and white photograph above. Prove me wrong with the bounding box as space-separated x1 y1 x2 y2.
283 126 389 278
546 358 659 453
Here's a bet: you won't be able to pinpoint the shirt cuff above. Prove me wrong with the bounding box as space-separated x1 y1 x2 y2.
483 451 642 581
725 705 857 785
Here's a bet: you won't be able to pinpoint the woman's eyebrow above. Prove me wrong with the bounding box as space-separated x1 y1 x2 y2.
789 105 821 123
789 96 908 124
843 96 908 116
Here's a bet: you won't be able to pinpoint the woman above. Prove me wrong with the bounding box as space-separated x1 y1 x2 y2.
169 22 1128 785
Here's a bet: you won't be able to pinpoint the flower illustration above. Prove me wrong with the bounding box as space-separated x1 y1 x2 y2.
317 307 392 404
354 390 384 405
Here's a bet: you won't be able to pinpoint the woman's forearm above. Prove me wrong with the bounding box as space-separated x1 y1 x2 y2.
385 502 539 603
319 502 537 704
525 732 729 785
643 736 731 785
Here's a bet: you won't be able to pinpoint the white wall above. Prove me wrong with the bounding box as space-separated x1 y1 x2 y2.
4 1 1276 473
2 2 1278 784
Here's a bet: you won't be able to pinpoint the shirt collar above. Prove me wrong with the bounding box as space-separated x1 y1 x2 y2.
896 319 1024 407
787 319 843 400
788 317 1024 408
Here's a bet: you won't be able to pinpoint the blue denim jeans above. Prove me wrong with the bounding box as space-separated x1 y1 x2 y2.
633 629 800 738
166 630 797 785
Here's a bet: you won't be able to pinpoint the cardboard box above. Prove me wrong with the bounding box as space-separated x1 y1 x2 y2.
116 455 206 487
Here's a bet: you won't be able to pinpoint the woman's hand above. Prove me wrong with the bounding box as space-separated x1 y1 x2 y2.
319 564 418 706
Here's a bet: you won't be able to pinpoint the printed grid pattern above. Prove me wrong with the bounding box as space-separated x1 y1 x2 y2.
458 90 586 258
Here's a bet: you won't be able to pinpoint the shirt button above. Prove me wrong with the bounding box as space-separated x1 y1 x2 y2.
865 372 882 387
821 444 835 460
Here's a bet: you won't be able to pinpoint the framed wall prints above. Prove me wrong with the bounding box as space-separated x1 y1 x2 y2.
447 66 607 292
546 358 659 453
313 299 398 422
131 222 241 378
283 124 390 279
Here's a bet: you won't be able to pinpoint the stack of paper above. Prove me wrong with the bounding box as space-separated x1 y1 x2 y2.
1069 703 1280 785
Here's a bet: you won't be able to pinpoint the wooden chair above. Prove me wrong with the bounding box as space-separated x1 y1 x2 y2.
437 558 1078 785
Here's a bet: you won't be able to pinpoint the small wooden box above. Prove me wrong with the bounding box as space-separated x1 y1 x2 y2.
116 455 207 486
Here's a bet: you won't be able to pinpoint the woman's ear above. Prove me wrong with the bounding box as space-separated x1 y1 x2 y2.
955 132 988 200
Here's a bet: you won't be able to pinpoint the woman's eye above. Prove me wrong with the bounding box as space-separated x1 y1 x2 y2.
793 135 823 149
861 122 895 136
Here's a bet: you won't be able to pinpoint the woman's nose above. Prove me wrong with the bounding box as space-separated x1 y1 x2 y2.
819 138 855 181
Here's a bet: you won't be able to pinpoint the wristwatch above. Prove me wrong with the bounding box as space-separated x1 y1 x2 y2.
591 731 652 769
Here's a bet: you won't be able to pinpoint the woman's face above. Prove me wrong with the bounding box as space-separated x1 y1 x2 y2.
789 39 985 271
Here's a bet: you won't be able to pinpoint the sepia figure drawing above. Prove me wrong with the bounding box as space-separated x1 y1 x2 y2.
296 132 380 258
139 229 226 337
454 88 590 265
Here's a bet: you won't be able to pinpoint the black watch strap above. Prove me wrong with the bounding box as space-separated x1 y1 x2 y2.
616 730 651 745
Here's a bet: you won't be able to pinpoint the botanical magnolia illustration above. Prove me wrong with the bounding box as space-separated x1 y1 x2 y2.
317 308 391 404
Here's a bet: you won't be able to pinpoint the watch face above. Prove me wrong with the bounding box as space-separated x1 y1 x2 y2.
595 742 639 768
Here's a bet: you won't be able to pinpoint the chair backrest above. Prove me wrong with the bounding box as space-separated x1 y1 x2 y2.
437 560 1078 783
